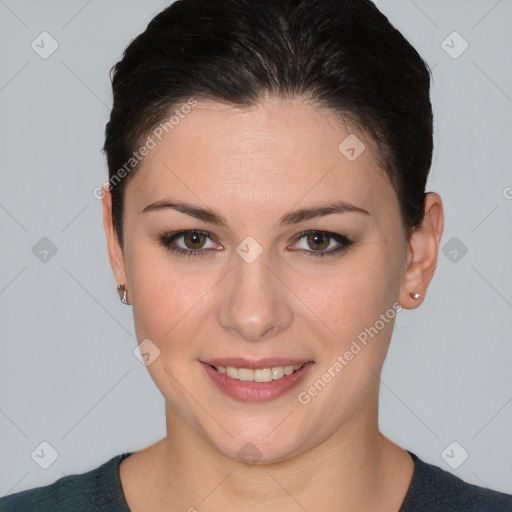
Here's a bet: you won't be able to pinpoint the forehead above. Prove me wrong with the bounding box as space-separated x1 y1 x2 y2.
126 97 392 214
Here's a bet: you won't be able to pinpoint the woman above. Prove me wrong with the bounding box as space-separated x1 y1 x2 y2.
1 0 511 510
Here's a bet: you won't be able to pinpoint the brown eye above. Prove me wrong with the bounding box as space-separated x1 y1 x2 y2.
290 230 354 258
160 230 219 257
183 231 208 250
306 232 330 251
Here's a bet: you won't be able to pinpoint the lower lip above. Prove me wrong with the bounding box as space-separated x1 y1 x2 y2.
201 361 315 402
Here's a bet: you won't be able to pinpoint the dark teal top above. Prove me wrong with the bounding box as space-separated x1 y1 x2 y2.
1 451 511 511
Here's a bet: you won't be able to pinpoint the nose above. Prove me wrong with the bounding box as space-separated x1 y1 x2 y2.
217 251 293 342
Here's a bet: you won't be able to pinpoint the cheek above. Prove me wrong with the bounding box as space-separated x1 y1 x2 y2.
305 248 401 341
294 243 405 409
293 250 402 423
125 244 213 346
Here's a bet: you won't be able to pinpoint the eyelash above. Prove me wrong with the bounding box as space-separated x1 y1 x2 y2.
159 230 354 259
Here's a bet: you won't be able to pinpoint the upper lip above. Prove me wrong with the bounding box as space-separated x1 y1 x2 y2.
202 358 312 369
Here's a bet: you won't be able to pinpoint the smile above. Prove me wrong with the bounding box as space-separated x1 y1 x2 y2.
201 360 315 402
212 364 305 383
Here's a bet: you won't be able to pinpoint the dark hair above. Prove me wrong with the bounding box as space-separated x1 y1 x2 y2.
103 0 433 248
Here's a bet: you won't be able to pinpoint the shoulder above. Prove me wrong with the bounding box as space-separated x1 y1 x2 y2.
0 452 133 512
401 451 512 512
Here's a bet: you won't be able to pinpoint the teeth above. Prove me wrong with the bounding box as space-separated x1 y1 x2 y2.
213 364 304 382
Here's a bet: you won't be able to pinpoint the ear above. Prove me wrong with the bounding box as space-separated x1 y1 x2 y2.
102 183 128 290
399 192 444 309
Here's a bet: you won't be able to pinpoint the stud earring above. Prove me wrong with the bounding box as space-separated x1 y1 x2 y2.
117 284 129 305
410 292 421 300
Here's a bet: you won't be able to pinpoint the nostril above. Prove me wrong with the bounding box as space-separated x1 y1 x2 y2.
262 326 275 337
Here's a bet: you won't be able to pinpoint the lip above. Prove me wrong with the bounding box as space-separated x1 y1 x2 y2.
200 360 315 402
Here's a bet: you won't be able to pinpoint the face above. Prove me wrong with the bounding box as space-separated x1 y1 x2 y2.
104 96 415 464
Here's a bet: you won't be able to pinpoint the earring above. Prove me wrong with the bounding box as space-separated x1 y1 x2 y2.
117 284 129 305
410 292 421 300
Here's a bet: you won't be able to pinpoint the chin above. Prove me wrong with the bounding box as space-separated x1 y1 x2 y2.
204 419 309 466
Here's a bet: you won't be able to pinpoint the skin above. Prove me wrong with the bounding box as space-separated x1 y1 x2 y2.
102 95 443 512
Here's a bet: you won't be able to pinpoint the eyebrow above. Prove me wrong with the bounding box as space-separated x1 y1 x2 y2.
142 198 370 227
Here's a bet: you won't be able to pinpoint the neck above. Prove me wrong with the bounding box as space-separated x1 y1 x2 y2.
146 393 413 511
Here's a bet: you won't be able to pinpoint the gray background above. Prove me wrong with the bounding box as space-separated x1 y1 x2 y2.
1 0 511 498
